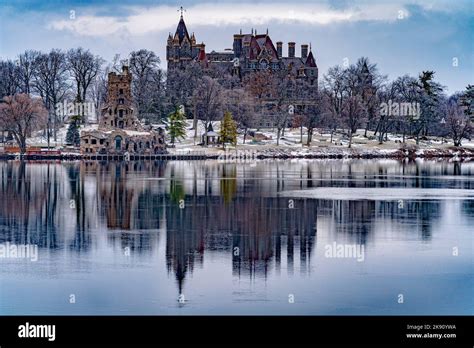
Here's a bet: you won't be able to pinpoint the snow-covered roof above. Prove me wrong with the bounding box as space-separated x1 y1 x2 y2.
123 130 154 136
204 131 219 137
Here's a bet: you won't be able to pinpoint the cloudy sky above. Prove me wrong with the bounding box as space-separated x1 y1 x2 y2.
0 0 472 93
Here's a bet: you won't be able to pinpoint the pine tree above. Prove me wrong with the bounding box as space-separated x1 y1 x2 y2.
165 107 187 145
460 85 474 122
220 111 237 148
66 114 81 146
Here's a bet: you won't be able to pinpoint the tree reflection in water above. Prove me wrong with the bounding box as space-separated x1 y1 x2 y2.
0 159 471 296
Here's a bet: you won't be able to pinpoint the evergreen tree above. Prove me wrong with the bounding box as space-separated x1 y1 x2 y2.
460 85 474 122
165 107 187 145
220 111 237 148
66 114 81 146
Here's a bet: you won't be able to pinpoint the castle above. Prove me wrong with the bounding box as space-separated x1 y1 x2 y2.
166 11 318 86
80 66 166 155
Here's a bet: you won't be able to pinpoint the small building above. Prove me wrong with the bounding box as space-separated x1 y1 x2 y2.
80 65 166 155
201 124 220 146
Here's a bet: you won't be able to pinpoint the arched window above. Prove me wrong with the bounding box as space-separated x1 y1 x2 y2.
114 136 122 150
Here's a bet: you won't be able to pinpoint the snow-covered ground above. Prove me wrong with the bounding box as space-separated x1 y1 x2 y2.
167 120 473 154
9 119 472 159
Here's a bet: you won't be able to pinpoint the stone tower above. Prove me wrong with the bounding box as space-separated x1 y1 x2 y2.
99 65 140 130
166 12 201 70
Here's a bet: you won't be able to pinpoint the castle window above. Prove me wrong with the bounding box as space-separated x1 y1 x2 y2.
119 110 123 117
119 99 124 104
115 136 122 150
84 139 89 144
100 139 104 144
91 139 97 145
119 89 123 94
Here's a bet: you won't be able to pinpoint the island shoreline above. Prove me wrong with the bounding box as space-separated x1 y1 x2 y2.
1 147 472 161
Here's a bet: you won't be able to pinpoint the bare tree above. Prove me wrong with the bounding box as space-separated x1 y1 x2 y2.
223 88 257 143
0 94 48 154
16 50 41 95
206 64 240 90
391 75 420 142
129 49 162 120
323 66 346 133
445 97 472 146
376 82 398 144
166 62 204 133
303 90 331 146
342 95 367 148
33 49 70 142
192 76 224 146
0 60 20 98
67 48 103 122
354 57 386 137
244 70 290 145
89 71 107 123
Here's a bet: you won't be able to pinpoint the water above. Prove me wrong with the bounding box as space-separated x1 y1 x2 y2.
0 159 472 315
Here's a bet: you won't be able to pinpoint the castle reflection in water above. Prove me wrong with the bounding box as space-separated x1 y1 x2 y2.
0 160 472 295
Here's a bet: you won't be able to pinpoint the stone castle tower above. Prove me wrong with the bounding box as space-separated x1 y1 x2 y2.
166 11 204 70
80 65 166 155
99 65 140 130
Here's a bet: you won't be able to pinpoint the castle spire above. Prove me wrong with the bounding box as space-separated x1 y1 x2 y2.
178 6 186 19
174 7 190 44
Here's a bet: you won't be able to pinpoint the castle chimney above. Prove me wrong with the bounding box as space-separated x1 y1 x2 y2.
276 42 282 58
301 44 308 59
233 33 243 57
288 42 295 58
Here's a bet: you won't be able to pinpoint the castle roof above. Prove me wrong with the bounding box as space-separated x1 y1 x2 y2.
174 15 190 44
305 50 317 68
239 33 278 60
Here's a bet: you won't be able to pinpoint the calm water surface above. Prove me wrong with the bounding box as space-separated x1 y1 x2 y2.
0 159 472 315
